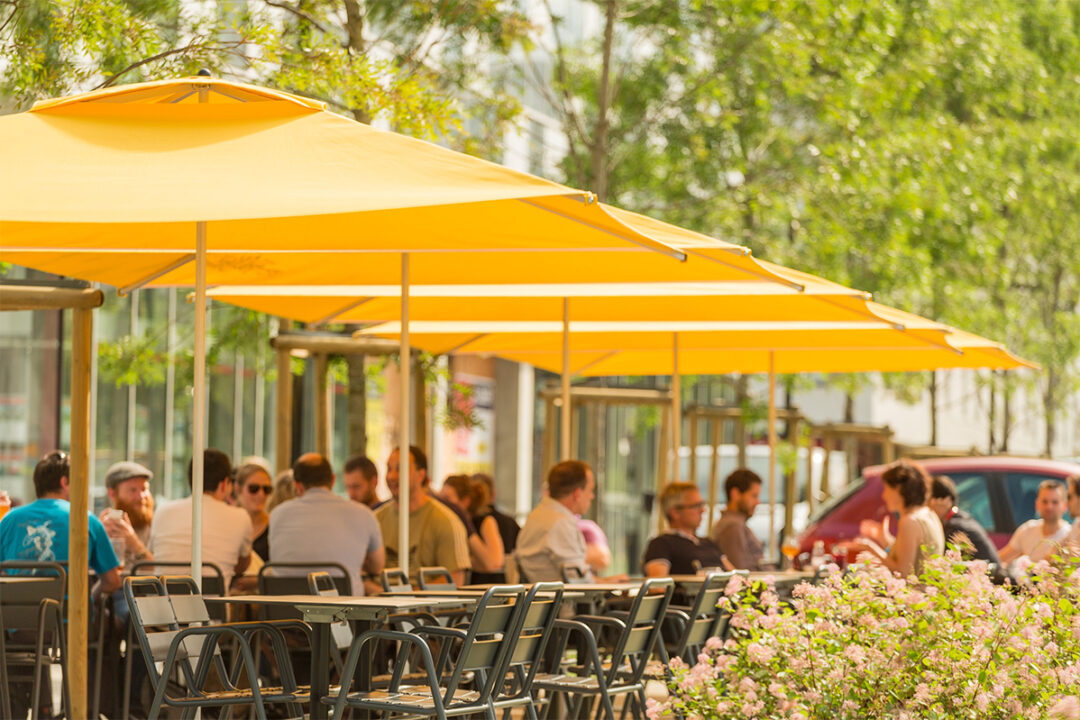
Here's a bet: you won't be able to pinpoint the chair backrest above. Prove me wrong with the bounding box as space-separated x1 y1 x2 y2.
417 566 456 590
497 581 564 702
0 561 66 636
675 571 736 662
258 562 350 620
381 568 412 592
559 563 588 584
607 578 674 683
442 585 527 704
131 560 228 620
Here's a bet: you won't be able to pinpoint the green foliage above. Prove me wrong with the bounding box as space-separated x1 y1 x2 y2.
98 333 166 387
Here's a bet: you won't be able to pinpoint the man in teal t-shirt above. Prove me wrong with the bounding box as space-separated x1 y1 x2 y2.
0 451 121 595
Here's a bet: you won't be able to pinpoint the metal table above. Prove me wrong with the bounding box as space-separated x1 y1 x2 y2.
207 594 464 720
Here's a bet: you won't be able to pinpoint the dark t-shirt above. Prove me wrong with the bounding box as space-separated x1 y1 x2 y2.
642 531 726 576
944 509 1000 564
253 526 269 562
432 494 477 536
488 506 521 553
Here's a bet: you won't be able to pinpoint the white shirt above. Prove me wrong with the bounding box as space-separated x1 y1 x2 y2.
268 487 382 595
516 496 590 583
1003 518 1071 564
1066 519 1080 549
149 494 254 588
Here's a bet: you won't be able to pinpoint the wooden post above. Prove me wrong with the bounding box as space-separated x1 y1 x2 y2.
806 421 816 516
542 396 556 478
783 417 798 540
314 352 330 458
561 298 571 460
275 347 293 472
707 419 722 530
688 412 699 488
399 253 411 577
820 430 832 501
671 332 680 481
68 306 92 720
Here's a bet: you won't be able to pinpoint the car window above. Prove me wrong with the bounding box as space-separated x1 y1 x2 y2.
947 473 994 532
1004 473 1065 528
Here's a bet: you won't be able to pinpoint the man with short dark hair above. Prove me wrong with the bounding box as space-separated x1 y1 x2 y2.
516 460 597 582
643 482 727 577
376 446 470 585
269 452 384 595
928 475 1000 564
0 451 121 594
343 454 380 508
100 461 155 573
149 449 253 587
710 468 764 570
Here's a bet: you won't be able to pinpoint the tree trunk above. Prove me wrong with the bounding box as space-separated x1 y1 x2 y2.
1001 370 1011 453
590 0 618 201
346 354 367 456
928 370 938 447
987 371 996 454
843 393 854 424
1044 368 1057 458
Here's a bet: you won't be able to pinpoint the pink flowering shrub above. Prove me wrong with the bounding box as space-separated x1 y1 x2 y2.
652 551 1080 719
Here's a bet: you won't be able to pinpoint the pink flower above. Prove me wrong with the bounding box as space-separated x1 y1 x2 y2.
1050 697 1080 720
746 642 775 664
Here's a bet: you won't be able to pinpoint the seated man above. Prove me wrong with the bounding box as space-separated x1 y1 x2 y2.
998 480 1070 567
99 460 155 573
343 454 381 508
644 482 727 577
710 468 765 571
149 449 253 588
376 446 470 586
517 460 603 582
928 474 1000 564
0 450 121 594
269 452 384 595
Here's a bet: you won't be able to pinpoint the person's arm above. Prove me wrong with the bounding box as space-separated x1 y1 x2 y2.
881 516 919 576
100 510 153 565
469 516 505 572
234 553 251 576
450 568 467 586
997 531 1023 564
643 559 671 578
585 541 612 573
92 566 123 596
363 545 385 579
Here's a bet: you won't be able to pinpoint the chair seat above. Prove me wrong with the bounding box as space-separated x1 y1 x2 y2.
170 685 310 704
323 686 482 708
370 670 475 688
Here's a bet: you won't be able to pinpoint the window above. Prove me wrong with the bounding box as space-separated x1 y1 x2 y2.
947 473 994 533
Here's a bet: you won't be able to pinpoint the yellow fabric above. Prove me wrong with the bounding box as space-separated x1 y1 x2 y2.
0 77 682 266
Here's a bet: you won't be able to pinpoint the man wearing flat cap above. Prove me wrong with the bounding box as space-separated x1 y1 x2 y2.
100 460 155 572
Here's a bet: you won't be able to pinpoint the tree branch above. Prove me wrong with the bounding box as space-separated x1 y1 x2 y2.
263 0 330 35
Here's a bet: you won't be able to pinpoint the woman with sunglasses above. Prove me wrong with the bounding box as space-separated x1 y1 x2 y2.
235 463 273 562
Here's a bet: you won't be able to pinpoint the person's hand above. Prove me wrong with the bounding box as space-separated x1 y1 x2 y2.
859 519 887 545
99 508 137 543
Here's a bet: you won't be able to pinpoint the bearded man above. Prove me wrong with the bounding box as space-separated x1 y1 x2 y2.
100 460 155 572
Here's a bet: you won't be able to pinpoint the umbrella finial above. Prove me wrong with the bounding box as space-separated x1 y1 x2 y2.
197 68 212 77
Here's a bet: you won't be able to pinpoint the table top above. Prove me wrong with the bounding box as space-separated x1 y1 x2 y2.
206 594 463 622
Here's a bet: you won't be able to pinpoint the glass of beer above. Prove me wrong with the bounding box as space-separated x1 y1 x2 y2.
780 534 800 568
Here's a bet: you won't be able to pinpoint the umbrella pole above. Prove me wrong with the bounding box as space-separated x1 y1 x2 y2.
192 221 207 588
767 352 777 563
68 305 92 720
400 253 411 578
561 298 571 461
672 332 680 482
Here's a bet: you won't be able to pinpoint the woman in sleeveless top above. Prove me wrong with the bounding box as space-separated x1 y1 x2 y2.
853 459 945 577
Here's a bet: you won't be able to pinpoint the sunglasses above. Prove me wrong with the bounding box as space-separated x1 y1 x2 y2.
675 502 707 511
245 484 273 495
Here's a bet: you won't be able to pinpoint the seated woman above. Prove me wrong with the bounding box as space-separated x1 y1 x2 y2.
850 459 944 577
441 474 505 582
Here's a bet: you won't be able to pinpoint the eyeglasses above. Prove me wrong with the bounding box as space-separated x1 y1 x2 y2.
675 502 707 511
245 484 273 495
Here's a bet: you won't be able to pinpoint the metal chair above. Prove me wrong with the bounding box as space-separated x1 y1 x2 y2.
125 574 310 719
122 560 228 720
491 581 565 720
657 571 736 667
0 561 67 720
326 584 528 719
534 577 675 720
560 563 590 583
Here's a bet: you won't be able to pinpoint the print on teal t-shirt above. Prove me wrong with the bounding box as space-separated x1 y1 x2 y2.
0 498 119 575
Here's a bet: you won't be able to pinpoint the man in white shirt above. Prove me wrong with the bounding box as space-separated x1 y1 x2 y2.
998 480 1070 566
269 452 384 595
149 449 253 588
1066 475 1080 548
517 460 630 583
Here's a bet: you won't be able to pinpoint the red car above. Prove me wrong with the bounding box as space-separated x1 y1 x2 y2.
798 456 1080 556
